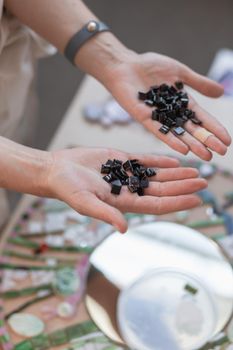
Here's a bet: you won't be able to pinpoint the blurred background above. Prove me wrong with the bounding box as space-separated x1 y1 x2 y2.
35 0 233 150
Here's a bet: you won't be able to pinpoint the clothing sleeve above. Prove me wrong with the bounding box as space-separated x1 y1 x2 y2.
0 0 56 58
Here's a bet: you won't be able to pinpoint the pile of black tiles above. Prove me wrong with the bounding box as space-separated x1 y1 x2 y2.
138 81 202 135
101 159 156 196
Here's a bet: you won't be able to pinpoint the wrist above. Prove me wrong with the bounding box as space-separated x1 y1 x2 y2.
74 31 136 84
15 147 52 197
35 150 54 198
0 137 52 197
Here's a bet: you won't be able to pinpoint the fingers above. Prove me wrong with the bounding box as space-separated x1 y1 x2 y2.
182 66 224 98
137 93 231 159
115 193 202 215
151 167 199 182
128 153 180 168
189 99 232 146
111 171 205 215
69 192 128 233
142 117 189 155
107 148 181 168
140 94 231 159
151 195 203 214
172 129 213 161
185 121 227 156
169 95 230 159
145 178 207 197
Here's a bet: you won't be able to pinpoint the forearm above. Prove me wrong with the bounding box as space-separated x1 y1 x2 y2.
0 137 50 196
4 0 134 83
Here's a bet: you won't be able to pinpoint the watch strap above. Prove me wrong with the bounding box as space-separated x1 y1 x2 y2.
64 20 110 65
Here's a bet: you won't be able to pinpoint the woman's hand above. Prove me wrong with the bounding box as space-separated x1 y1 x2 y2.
45 147 207 233
103 51 231 161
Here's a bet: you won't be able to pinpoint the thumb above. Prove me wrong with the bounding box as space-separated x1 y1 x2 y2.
69 192 128 233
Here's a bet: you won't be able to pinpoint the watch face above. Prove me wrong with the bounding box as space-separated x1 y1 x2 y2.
117 269 217 350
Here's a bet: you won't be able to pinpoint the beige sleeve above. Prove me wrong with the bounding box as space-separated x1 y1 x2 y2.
0 0 56 225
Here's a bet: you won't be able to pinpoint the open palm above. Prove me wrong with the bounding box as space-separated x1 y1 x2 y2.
46 147 207 233
105 52 231 160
